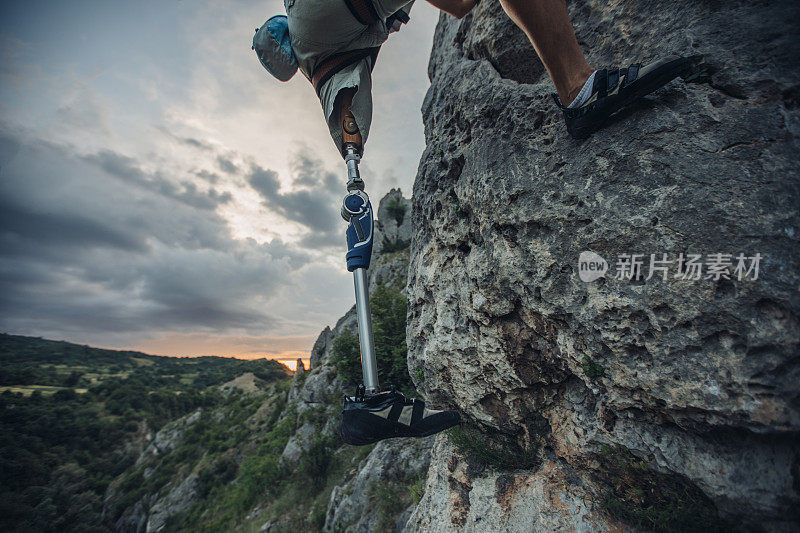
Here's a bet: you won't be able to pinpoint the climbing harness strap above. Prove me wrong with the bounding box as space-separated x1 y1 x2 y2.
343 0 380 24
343 0 413 26
308 1 412 95
311 47 381 97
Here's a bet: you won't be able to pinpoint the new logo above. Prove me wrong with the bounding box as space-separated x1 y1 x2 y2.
578 251 608 282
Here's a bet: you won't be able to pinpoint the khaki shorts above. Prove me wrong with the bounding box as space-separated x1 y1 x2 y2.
286 0 412 154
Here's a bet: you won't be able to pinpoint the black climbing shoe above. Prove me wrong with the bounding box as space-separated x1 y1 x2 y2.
553 56 694 139
339 388 461 446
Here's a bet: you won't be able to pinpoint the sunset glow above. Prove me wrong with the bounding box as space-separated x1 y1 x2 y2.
279 359 310 372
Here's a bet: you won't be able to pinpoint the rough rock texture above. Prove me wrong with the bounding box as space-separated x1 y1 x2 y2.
406 434 619 532
136 409 202 465
324 437 434 532
406 0 800 530
370 188 413 293
145 474 200 532
372 189 413 254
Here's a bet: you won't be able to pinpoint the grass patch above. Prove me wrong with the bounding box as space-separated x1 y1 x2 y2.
597 444 736 533
409 472 426 504
448 419 546 471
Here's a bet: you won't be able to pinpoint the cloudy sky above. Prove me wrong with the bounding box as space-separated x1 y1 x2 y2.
0 0 441 361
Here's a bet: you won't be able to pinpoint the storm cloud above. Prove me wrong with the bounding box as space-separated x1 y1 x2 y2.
0 126 328 349
247 150 344 249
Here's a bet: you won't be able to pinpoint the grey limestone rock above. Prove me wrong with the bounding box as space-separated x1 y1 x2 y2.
145 474 200 532
324 436 435 532
406 0 800 530
137 409 202 465
405 434 619 532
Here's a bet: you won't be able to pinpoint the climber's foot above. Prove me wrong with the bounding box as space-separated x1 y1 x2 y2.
340 388 461 446
553 56 693 139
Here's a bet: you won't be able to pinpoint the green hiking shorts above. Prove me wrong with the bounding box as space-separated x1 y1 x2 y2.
286 0 413 154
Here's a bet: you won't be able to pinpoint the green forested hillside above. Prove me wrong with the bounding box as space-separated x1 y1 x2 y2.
1 282 414 533
0 334 290 532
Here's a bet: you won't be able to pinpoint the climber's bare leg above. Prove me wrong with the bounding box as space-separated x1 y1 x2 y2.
499 0 594 105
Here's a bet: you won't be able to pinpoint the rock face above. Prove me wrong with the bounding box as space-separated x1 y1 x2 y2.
325 437 434 532
136 409 202 465
370 188 413 293
145 474 200 532
406 0 799 530
406 434 616 532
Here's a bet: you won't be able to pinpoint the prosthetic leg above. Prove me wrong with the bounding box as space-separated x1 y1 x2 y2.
338 90 379 393
336 90 461 446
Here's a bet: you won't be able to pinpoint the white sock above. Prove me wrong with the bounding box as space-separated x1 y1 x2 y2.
567 70 597 108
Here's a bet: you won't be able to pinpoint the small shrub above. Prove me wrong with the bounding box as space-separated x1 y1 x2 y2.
197 456 238 497
384 197 406 226
581 355 605 379
371 285 414 395
381 236 410 253
298 435 336 487
332 331 362 386
309 502 326 531
409 472 426 504
298 405 329 431
448 419 546 471
332 285 415 395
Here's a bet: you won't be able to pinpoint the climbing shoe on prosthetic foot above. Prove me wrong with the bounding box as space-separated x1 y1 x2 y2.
340 388 461 446
553 56 696 139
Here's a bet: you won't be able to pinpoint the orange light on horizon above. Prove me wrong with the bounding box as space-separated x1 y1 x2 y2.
130 333 317 362
279 359 311 372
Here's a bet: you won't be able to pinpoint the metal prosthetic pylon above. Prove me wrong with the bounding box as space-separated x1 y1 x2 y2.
340 143 379 393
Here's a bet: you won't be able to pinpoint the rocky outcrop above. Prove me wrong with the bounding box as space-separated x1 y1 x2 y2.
145 474 200 532
137 409 202 465
406 0 799 531
325 437 434 532
406 434 617 532
370 188 413 293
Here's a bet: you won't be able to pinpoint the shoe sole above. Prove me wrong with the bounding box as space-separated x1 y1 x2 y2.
339 410 461 445
567 56 693 139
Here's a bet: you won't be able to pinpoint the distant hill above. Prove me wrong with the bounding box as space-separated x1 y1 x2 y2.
0 333 291 533
0 333 288 393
